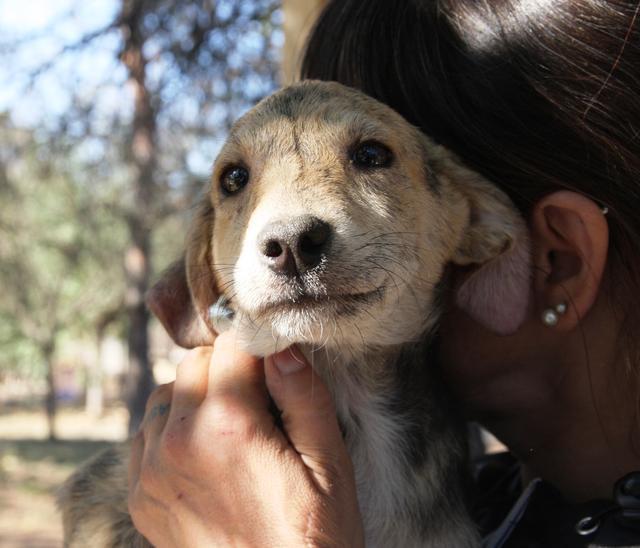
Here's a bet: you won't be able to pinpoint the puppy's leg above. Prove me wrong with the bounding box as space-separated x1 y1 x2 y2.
58 444 150 548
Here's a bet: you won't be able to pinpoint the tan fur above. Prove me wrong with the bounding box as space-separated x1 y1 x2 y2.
214 83 457 354
59 81 529 547
58 445 151 548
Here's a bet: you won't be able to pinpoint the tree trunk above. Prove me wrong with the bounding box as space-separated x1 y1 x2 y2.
120 0 156 435
43 341 57 441
124 234 154 435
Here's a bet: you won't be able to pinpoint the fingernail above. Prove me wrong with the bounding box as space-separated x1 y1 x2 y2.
272 347 306 375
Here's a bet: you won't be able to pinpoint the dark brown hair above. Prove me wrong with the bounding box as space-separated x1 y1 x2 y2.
302 0 640 371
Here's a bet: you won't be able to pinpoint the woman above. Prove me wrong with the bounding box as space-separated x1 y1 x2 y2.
128 0 640 546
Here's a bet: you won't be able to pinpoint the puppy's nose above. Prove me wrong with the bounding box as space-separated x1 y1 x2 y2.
258 216 332 276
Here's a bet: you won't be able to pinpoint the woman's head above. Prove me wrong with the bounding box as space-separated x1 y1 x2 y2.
302 0 640 387
302 0 640 468
302 0 640 209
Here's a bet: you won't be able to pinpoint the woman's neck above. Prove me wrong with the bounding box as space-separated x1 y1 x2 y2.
476 315 640 502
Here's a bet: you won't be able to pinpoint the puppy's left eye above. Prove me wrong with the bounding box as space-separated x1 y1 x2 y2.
351 141 393 169
220 166 249 195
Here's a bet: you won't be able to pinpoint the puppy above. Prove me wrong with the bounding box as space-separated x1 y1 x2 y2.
59 81 530 547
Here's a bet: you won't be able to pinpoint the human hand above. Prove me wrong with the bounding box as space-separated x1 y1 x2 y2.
128 332 364 547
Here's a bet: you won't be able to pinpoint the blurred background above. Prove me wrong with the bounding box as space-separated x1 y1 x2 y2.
0 1 327 545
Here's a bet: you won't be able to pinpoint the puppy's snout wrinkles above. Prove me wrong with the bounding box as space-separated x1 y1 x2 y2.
258 215 332 276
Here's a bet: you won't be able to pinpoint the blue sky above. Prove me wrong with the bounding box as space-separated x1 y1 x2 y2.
0 0 122 127
0 0 283 177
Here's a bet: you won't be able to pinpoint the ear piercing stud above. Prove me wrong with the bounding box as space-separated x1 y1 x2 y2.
541 302 567 327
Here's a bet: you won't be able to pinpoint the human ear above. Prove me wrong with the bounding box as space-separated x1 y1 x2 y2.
146 203 218 348
529 191 609 330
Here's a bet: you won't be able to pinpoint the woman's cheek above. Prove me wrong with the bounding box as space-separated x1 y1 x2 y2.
438 306 530 411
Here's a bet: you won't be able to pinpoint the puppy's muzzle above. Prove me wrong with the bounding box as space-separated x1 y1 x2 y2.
258 215 333 276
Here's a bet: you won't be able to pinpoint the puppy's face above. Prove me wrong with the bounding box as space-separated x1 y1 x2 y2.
149 82 530 355
209 83 465 352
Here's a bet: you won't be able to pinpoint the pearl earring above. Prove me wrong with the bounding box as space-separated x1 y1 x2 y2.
541 302 567 327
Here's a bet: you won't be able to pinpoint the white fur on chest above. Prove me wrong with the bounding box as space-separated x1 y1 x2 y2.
302 348 479 548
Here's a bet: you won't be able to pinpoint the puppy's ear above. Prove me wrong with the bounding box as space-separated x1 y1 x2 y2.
146 204 218 348
431 146 531 335
146 259 214 348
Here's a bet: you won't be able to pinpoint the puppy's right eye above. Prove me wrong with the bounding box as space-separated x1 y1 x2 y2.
351 140 393 169
220 166 249 195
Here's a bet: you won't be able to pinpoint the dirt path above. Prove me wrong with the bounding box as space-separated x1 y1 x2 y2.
0 407 127 546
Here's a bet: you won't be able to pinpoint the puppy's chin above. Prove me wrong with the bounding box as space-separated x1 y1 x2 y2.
230 306 342 357
228 286 435 358
234 330 294 358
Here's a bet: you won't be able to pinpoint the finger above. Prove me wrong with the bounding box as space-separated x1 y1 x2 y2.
144 382 174 415
264 347 350 482
128 431 144 492
127 460 170 548
169 347 212 422
205 330 269 413
141 383 174 442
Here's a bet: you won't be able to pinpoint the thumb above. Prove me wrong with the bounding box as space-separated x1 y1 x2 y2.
264 347 349 480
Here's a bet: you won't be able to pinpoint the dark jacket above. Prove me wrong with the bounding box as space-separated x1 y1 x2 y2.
474 453 640 547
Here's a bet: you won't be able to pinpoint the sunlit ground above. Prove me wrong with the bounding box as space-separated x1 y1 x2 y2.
0 347 180 546
0 405 128 547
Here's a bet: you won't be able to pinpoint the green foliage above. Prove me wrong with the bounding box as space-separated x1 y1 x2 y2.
0 122 127 375
0 0 283 383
